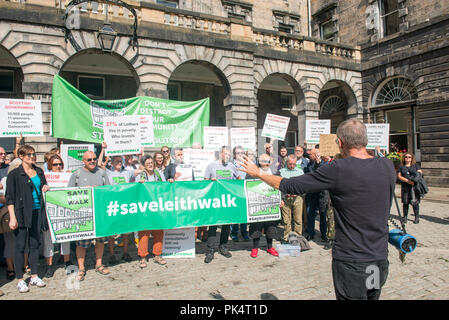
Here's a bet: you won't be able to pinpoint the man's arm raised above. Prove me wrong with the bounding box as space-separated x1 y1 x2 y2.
237 155 283 190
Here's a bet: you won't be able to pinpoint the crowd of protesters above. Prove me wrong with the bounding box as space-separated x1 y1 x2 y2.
0 132 422 296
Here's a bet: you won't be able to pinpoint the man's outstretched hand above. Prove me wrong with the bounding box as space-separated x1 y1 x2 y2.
237 155 260 178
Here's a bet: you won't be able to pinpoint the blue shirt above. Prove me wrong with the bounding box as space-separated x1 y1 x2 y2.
296 157 309 171
31 175 41 210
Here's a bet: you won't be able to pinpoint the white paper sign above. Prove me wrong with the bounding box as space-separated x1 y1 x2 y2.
45 172 73 188
61 144 95 172
305 120 331 144
183 148 216 180
162 228 195 258
139 115 155 146
175 164 193 181
230 127 256 152
261 113 290 141
0 98 43 137
366 124 390 153
203 126 229 150
103 115 141 156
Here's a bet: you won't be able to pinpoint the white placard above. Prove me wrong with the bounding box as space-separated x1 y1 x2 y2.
230 127 256 152
0 98 43 137
175 164 193 181
139 115 155 146
183 148 216 180
45 172 73 188
305 120 331 144
261 113 290 141
203 126 229 150
103 115 141 156
366 124 390 153
61 144 95 172
162 228 195 259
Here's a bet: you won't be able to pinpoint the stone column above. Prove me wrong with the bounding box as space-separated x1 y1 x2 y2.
21 80 57 166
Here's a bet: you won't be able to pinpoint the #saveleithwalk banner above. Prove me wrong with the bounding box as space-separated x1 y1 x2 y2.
44 179 281 243
51 75 210 148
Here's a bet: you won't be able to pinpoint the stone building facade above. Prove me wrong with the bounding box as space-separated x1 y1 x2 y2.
0 0 447 186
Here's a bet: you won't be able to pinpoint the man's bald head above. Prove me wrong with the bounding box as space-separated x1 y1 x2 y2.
82 151 97 171
0 147 5 165
309 148 320 162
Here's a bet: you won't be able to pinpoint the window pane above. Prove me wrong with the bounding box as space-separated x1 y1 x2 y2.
0 70 14 92
387 109 408 133
382 0 399 14
384 11 399 36
156 0 178 8
321 21 335 41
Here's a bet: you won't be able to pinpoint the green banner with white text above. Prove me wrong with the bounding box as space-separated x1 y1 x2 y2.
44 180 281 243
51 75 210 148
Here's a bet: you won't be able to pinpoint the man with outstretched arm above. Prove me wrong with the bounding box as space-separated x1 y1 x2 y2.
238 119 396 300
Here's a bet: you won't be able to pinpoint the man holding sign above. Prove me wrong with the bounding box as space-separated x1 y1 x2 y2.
67 151 111 281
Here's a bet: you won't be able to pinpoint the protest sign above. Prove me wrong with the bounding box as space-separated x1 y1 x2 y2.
319 134 340 157
175 164 194 181
261 113 290 141
103 115 141 156
203 126 229 150
366 124 390 152
45 172 73 188
305 120 330 144
51 75 209 148
61 144 95 172
45 179 281 243
162 228 195 259
138 115 155 147
230 127 256 152
183 148 216 180
45 187 96 243
0 98 43 137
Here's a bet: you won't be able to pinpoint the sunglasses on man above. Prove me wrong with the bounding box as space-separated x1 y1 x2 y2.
84 158 97 162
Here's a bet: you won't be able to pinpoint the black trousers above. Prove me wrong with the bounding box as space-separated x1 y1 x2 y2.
206 225 230 251
14 210 41 279
332 259 389 300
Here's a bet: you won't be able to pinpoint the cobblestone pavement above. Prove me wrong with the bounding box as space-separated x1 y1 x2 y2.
0 198 448 300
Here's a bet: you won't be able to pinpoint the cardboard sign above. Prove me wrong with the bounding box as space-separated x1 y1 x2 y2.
230 127 256 152
183 148 216 180
203 126 229 150
103 115 141 156
138 115 155 146
162 228 195 258
305 120 330 144
366 124 390 153
261 113 290 141
45 172 73 188
61 144 95 172
0 98 43 137
319 134 340 157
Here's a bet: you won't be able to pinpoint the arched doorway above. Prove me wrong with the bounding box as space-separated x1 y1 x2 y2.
371 76 419 155
257 73 303 155
318 80 357 133
167 60 231 127
58 49 139 148
0 45 24 152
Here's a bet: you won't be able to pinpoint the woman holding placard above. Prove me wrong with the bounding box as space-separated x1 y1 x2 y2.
42 154 73 278
137 155 167 268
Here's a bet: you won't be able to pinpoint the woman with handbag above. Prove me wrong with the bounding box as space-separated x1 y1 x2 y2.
6 145 50 293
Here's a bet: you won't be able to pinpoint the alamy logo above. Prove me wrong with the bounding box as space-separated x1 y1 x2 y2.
365 265 380 290
65 7 81 30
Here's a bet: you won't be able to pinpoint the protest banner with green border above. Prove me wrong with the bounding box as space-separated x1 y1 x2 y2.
44 180 281 243
51 75 210 148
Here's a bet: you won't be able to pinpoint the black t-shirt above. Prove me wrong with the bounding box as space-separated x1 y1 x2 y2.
279 156 396 262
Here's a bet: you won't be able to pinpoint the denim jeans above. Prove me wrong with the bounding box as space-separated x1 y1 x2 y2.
306 192 328 238
230 224 248 237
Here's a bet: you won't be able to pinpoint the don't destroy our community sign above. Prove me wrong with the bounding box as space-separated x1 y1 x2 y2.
45 180 281 243
51 75 210 148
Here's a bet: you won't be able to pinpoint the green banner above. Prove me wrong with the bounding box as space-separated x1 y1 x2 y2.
51 75 210 148
44 180 281 243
